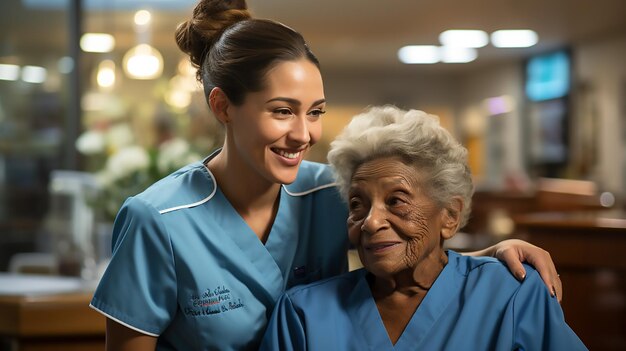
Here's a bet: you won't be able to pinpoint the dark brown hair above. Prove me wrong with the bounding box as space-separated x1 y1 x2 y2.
175 0 320 105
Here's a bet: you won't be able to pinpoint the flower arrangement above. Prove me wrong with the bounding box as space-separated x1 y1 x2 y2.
76 122 202 220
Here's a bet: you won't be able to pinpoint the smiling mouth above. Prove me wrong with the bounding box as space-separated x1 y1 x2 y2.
272 148 303 160
366 242 400 252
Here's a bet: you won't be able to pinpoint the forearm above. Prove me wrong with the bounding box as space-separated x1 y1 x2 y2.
458 247 491 257
106 318 157 351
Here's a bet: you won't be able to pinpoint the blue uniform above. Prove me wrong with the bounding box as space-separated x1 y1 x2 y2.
261 250 587 351
90 153 349 350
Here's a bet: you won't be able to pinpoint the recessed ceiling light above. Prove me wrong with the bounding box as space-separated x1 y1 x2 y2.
491 30 538 48
440 47 478 63
439 30 488 48
398 45 440 64
0 64 20 81
21 65 47 84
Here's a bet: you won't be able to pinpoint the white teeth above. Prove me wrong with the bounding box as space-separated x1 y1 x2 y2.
276 149 299 159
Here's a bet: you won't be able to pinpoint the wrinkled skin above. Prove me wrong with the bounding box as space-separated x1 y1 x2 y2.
346 156 459 289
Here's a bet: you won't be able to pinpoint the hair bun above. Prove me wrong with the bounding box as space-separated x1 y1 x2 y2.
175 0 251 71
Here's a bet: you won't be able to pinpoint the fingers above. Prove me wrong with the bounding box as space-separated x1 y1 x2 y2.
494 239 564 303
499 247 527 281
526 248 563 303
553 273 563 303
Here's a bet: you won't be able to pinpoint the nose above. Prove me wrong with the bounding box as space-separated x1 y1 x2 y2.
288 115 311 145
360 203 388 235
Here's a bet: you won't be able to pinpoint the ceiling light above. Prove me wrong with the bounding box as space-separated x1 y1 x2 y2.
123 44 163 79
439 30 488 48
97 59 116 90
134 10 152 26
0 64 20 81
165 89 192 110
80 33 116 53
440 47 477 63
398 45 440 64
21 65 47 83
491 30 538 48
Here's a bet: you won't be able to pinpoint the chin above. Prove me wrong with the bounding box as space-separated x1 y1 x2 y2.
271 163 303 185
272 170 300 185
362 260 401 278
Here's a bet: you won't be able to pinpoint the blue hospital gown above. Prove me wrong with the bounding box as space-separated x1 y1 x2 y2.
261 250 587 350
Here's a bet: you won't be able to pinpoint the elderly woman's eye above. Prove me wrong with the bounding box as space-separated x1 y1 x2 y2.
388 197 405 206
349 198 362 210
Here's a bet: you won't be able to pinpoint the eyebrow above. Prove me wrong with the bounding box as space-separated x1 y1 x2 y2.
350 176 413 189
266 97 326 107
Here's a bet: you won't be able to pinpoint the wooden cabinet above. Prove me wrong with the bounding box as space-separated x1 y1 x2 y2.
513 210 626 351
0 289 105 351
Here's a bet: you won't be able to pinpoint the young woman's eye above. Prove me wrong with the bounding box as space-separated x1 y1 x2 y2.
308 109 326 118
274 108 293 116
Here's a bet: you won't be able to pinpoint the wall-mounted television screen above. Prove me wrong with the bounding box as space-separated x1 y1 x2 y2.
525 50 571 102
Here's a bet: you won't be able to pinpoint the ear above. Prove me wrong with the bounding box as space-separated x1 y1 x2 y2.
208 87 231 124
440 196 464 240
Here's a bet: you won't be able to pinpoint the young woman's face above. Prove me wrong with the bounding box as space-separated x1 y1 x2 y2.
226 59 325 185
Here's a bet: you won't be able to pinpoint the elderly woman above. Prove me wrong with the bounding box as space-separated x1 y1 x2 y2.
260 106 586 350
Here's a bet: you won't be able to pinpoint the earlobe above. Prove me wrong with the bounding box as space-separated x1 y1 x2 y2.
440 197 463 240
208 87 231 124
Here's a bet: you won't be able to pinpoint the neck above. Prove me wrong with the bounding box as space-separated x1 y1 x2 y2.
207 145 281 242
207 145 281 214
369 249 448 345
371 249 448 298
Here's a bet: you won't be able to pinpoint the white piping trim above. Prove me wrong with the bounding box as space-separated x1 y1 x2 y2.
283 182 337 197
158 164 218 214
89 303 160 337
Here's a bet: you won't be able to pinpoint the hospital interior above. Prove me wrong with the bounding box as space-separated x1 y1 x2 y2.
0 0 625 350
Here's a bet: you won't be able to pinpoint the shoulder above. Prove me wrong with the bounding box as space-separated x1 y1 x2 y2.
283 161 337 196
448 250 529 288
449 250 552 301
285 268 364 302
133 160 217 214
447 250 551 310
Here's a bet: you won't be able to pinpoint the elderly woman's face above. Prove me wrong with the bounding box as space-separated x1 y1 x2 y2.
347 157 447 277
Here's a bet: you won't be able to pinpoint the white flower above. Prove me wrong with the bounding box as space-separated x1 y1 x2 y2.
75 130 106 155
105 123 135 152
157 138 200 174
105 146 150 181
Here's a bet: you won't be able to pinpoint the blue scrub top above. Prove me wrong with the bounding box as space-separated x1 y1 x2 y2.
261 250 588 351
90 153 349 350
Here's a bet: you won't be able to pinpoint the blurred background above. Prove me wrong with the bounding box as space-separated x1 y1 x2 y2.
0 0 624 350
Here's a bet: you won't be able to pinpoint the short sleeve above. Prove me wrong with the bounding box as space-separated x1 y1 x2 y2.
259 293 307 351
90 196 178 336
509 270 588 350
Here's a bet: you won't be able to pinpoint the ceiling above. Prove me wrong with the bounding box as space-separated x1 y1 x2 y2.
1 0 626 75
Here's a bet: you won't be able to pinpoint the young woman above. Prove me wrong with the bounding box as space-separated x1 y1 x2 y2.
90 1 561 350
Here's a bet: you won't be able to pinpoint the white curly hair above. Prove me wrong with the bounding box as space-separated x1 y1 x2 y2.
327 105 474 228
